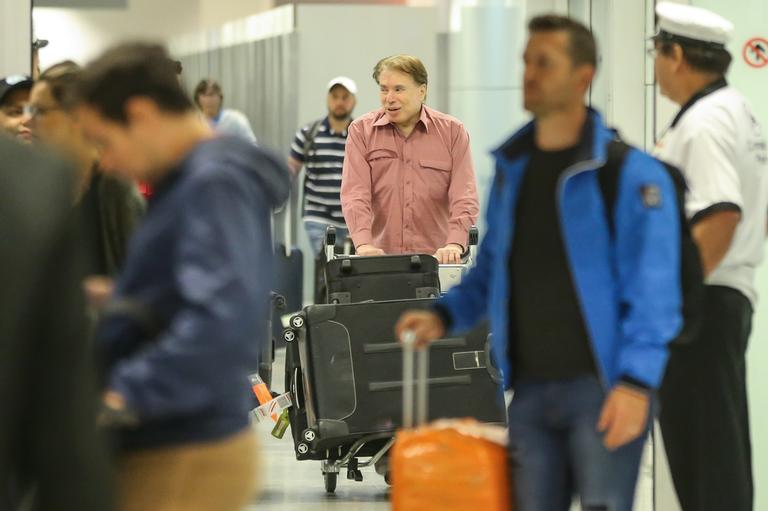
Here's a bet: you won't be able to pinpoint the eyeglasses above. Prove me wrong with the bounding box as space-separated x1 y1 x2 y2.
23 104 62 119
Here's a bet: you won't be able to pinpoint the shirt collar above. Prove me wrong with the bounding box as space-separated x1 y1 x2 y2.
372 104 430 132
324 116 352 136
671 77 728 128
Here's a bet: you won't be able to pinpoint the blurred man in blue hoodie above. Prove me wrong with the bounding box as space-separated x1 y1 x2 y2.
74 43 290 511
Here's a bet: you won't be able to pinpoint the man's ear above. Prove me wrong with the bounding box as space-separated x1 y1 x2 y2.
671 44 686 72
576 64 596 96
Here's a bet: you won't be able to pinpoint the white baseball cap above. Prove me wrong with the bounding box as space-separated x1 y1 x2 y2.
327 76 357 95
655 2 733 47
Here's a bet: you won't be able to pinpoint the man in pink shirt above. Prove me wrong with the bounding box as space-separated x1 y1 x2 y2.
341 55 479 264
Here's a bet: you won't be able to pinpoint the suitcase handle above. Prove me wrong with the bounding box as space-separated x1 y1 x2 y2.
401 330 430 429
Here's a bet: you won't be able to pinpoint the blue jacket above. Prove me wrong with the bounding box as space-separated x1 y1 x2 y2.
438 110 682 390
97 136 290 450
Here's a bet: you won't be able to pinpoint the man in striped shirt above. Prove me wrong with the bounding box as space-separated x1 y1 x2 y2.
288 77 357 254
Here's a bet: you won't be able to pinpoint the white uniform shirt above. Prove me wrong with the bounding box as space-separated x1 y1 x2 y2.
654 82 768 305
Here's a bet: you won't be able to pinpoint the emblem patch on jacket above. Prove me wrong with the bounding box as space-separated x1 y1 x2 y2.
640 184 662 208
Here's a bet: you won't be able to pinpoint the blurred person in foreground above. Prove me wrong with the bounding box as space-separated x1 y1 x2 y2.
0 136 114 509
27 60 145 281
74 43 289 511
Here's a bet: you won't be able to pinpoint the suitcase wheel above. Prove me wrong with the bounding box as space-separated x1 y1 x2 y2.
323 472 337 494
283 329 296 343
303 429 317 443
297 443 310 455
290 314 305 329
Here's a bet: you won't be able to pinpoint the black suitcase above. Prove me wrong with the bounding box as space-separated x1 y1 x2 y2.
323 255 440 304
282 299 505 469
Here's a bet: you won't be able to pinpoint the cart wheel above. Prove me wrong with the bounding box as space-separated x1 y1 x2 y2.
291 315 305 329
324 472 337 494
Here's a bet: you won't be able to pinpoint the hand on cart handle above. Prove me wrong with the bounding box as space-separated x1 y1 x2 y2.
395 311 446 349
357 244 386 256
433 243 463 264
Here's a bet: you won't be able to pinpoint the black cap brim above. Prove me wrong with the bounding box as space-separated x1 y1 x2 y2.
0 79 34 106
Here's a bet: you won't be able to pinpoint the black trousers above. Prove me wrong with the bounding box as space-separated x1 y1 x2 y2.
659 285 754 511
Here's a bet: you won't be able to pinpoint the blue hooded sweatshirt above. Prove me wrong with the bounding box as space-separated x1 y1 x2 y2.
97 136 290 450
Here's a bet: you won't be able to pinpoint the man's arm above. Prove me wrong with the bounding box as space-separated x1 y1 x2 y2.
341 122 378 251
683 124 742 276
287 156 303 175
692 210 740 277
288 126 308 178
600 153 682 450
445 124 480 250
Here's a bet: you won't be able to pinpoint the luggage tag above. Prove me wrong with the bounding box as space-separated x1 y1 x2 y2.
250 392 293 424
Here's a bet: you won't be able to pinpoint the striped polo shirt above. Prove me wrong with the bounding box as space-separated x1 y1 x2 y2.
289 117 349 227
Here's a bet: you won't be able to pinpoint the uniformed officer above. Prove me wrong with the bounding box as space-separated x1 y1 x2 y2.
651 4 768 510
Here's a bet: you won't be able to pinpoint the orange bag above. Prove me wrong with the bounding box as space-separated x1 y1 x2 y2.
391 332 513 511
391 419 512 511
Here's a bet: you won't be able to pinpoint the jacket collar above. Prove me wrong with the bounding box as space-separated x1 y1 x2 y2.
492 107 611 167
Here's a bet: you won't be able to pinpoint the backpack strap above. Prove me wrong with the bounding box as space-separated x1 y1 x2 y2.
302 119 324 161
598 137 631 235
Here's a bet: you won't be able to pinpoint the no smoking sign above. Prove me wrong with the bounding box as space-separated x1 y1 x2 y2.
743 37 768 68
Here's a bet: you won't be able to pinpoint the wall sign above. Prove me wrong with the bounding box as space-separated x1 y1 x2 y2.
743 37 768 68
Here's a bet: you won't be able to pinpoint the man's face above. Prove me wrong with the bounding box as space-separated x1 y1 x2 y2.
523 31 592 117
0 88 33 142
653 42 679 103
327 85 356 121
28 81 76 154
197 89 222 119
77 104 155 182
378 69 426 129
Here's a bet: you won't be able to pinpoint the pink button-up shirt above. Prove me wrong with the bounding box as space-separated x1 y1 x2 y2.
341 105 479 255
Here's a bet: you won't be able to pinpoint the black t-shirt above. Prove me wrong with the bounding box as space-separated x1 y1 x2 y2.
508 145 597 381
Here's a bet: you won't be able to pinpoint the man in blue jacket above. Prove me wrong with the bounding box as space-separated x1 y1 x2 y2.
74 43 290 511
397 15 682 511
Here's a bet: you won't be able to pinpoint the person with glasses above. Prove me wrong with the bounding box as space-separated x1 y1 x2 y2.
0 75 33 142
27 61 145 281
650 4 768 510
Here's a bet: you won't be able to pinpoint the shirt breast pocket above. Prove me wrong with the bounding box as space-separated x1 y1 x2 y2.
419 159 452 199
366 148 399 190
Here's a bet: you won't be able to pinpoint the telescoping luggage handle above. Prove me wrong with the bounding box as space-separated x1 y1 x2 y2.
401 330 430 429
